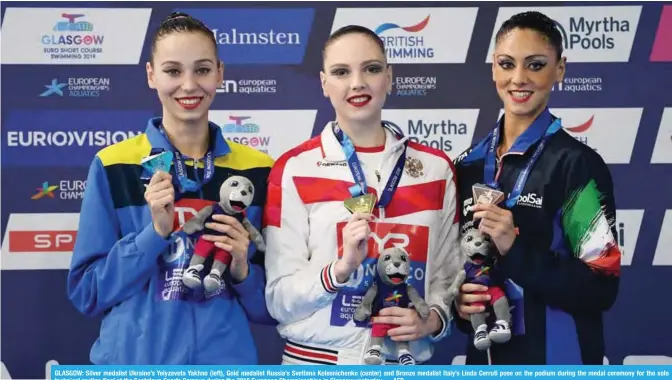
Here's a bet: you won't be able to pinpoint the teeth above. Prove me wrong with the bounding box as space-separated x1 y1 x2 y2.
349 96 369 103
178 98 200 105
511 91 532 99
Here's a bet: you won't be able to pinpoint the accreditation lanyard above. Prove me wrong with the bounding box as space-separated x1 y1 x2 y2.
332 121 407 209
158 126 215 194
483 118 562 209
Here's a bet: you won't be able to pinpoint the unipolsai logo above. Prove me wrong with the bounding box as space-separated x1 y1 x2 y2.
220 115 271 154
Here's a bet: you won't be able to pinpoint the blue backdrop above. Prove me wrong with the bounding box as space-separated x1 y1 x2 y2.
2 2 671 378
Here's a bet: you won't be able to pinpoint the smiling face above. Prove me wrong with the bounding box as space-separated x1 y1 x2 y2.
492 27 565 119
219 176 254 214
146 31 223 126
320 32 392 127
376 247 410 286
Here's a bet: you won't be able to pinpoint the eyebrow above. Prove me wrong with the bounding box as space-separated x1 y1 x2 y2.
328 59 386 70
161 58 215 66
496 54 549 60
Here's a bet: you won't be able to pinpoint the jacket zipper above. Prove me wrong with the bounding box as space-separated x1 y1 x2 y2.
193 158 203 198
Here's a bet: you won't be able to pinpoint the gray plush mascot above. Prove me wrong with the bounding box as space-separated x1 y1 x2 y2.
181 176 265 292
353 247 430 365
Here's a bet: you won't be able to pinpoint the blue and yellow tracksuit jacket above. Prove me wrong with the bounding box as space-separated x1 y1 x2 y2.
67 117 275 364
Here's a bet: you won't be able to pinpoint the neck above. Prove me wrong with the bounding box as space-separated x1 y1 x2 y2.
337 117 386 148
161 112 210 159
500 107 545 154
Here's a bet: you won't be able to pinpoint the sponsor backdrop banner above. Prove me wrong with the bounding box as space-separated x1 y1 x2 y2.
1 1 671 378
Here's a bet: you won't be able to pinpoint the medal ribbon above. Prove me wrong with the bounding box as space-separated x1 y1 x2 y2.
158 127 215 195
483 118 562 209
333 121 407 209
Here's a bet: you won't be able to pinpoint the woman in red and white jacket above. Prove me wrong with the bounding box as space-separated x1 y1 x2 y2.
263 25 463 365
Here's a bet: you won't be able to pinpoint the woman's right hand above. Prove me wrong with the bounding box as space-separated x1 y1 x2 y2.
144 171 175 238
455 283 491 320
334 212 372 283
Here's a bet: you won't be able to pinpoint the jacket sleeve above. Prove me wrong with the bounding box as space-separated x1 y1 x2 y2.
426 157 464 342
229 160 278 326
263 156 346 325
497 150 620 313
67 156 171 317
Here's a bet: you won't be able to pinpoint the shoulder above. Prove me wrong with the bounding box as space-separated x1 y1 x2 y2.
95 133 150 167
216 140 275 171
548 130 610 175
269 135 323 183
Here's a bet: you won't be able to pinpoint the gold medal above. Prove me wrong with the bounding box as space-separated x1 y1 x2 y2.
344 193 376 214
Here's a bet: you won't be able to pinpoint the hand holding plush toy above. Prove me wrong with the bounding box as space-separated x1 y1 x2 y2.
445 229 512 351
353 247 430 365
181 176 265 292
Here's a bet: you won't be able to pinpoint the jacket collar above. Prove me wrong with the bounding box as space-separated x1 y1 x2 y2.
144 117 231 158
319 121 408 161
494 107 554 155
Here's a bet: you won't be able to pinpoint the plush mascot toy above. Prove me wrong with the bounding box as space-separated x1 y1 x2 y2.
445 228 512 350
353 247 430 365
181 176 265 292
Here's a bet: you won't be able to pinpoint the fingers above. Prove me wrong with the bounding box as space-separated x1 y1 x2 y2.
461 283 489 293
387 325 416 338
146 190 174 211
473 209 506 223
148 171 172 186
350 212 373 222
373 315 406 326
471 203 504 214
212 214 248 236
459 304 486 315
205 221 245 241
377 307 410 317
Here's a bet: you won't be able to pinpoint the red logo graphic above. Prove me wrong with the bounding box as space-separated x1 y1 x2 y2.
565 115 594 133
173 198 216 229
651 5 672 62
9 231 77 252
336 222 429 262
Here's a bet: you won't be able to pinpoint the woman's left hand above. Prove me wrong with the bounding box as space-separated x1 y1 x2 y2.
471 203 517 256
374 307 441 342
202 214 251 282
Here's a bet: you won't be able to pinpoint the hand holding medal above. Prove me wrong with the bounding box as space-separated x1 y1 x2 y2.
142 151 176 238
470 184 517 256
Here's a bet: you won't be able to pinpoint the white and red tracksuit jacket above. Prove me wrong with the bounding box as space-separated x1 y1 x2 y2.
263 122 463 364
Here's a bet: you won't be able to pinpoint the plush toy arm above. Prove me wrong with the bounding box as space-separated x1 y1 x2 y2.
242 218 266 252
353 282 378 322
407 284 431 320
182 205 213 234
444 269 466 306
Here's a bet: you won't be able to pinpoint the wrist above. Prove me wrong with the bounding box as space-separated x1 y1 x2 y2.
153 222 171 239
230 258 249 283
427 310 442 336
333 260 353 284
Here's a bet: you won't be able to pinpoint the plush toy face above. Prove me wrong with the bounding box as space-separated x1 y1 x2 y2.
461 228 494 265
219 176 254 214
376 247 410 286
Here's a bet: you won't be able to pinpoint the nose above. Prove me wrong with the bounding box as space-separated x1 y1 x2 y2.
350 71 366 91
241 190 247 196
511 66 528 87
181 72 198 93
393 262 401 268
474 241 482 247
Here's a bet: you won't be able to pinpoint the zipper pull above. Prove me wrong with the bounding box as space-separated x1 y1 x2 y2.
375 170 381 183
